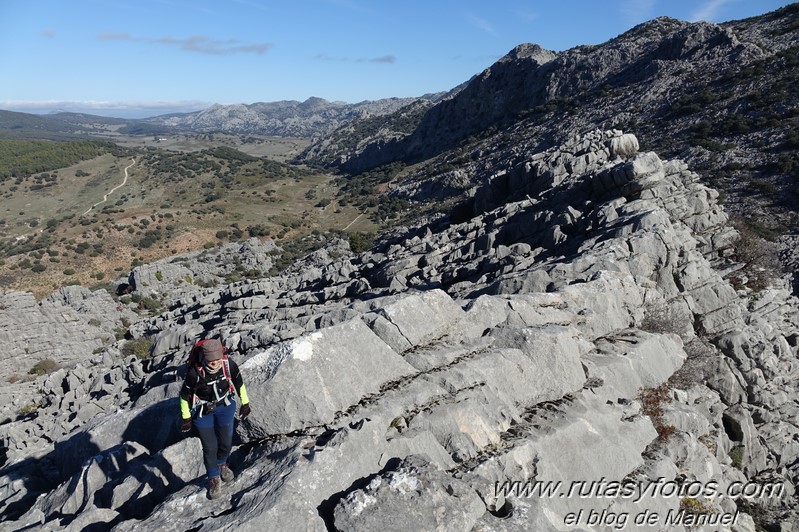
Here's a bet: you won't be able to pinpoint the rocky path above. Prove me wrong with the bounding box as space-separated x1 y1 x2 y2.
343 212 365 230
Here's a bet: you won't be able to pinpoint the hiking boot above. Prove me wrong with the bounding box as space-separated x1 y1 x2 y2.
220 463 234 483
208 476 222 499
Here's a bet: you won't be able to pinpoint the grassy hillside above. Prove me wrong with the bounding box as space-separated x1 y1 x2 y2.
0 139 118 179
0 141 380 296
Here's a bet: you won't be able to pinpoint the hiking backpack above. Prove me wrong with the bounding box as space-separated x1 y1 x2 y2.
187 339 236 415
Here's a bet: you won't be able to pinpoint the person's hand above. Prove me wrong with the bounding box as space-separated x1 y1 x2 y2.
180 418 192 432
240 403 251 421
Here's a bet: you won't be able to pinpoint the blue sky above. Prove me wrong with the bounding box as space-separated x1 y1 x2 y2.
0 0 791 118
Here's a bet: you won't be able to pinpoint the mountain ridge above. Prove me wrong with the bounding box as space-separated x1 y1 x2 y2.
294 3 799 268
0 94 453 141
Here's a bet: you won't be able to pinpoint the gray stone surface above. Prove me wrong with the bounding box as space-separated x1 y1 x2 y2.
3 128 799 530
239 318 417 436
333 455 485 532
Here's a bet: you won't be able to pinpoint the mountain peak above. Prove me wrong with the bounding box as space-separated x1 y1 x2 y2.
501 43 557 64
303 96 328 106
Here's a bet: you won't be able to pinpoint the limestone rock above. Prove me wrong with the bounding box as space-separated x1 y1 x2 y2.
239 319 417 436
333 455 485 532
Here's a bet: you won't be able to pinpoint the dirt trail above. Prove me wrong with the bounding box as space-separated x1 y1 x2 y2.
343 213 364 231
82 158 136 216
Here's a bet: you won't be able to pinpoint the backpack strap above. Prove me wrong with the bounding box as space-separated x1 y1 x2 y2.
221 356 235 395
189 348 235 416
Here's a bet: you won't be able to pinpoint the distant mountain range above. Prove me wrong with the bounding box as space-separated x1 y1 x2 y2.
142 94 461 138
0 92 458 141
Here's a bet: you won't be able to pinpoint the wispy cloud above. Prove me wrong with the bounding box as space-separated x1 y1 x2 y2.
40 29 57 38
619 0 656 25
362 55 396 64
98 32 271 55
99 32 134 41
315 53 348 62
467 13 497 36
690 0 735 21
317 53 396 63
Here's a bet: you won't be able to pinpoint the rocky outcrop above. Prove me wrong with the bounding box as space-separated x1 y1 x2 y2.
125 237 278 300
2 131 799 530
298 99 436 168
0 287 138 423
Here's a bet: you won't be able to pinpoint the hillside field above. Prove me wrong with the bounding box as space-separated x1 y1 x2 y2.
0 138 378 296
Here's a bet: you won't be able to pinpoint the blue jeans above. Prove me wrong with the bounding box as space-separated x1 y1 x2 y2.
194 400 235 478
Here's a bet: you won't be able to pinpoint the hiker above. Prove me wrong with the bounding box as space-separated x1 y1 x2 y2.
179 338 251 500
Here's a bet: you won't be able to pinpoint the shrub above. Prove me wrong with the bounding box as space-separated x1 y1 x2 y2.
247 224 269 237
88 318 102 327
729 216 783 291
639 304 687 338
668 338 716 390
729 445 744 469
680 497 715 515
114 326 129 340
139 296 162 313
154 271 163 281
348 231 375 253
18 402 39 416
29 358 58 376
638 384 677 442
122 337 153 359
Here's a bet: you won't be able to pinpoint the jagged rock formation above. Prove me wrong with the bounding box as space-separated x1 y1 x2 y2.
124 237 279 299
3 131 799 530
0 287 138 418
